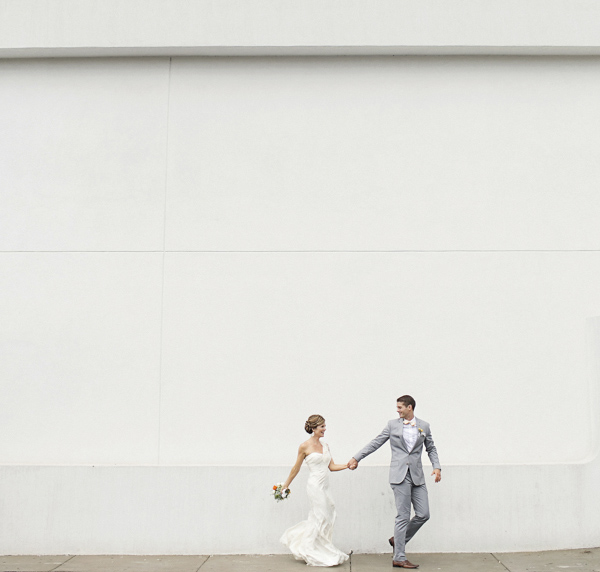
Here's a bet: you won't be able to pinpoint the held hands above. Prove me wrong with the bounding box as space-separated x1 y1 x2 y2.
432 469 442 483
347 458 358 470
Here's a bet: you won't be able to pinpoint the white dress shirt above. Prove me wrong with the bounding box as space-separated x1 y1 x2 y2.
403 417 418 451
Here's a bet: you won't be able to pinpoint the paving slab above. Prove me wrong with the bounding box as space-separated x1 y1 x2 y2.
494 548 600 572
2 551 600 572
351 552 508 571
0 555 72 572
53 555 209 572
199 554 350 571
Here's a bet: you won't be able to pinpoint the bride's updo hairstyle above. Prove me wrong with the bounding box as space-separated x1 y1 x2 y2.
305 414 325 434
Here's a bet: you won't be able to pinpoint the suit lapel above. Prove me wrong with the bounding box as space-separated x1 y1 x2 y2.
410 417 424 452
398 418 409 452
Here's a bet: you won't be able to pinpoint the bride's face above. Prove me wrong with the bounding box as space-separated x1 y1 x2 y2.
314 423 326 438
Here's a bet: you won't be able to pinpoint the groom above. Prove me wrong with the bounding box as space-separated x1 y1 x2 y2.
348 395 441 569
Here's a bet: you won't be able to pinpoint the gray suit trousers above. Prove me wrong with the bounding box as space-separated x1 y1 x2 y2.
392 470 430 562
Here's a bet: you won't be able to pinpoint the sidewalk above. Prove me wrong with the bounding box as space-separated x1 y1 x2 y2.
1 549 599 572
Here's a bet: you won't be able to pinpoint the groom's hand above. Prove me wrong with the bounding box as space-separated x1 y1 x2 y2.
432 469 441 483
348 458 358 470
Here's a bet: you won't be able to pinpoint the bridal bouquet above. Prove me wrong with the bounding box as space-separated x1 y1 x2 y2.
272 483 291 502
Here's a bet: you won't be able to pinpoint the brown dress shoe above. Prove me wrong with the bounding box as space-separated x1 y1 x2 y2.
392 560 419 569
389 536 395 547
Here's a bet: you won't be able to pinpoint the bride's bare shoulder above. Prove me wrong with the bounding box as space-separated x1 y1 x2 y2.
298 440 312 453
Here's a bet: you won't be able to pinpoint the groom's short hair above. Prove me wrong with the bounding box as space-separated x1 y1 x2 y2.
397 395 416 411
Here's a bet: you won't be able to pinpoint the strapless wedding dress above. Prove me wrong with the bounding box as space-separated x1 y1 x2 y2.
280 443 349 567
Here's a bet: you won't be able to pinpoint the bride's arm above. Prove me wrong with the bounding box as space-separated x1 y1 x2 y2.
328 457 348 472
283 446 307 489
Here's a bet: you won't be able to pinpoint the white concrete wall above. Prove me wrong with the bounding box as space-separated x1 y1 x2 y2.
4 0 600 56
1 55 600 554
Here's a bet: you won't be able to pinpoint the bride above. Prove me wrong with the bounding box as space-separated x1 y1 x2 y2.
280 414 349 567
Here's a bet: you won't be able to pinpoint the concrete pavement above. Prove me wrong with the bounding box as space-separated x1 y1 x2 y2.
1 549 599 572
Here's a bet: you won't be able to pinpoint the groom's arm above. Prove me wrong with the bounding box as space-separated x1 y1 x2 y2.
350 422 391 466
424 425 441 472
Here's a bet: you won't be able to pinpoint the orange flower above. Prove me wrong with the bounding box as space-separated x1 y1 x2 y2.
273 485 278 490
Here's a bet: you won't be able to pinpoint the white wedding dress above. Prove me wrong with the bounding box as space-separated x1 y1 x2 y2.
280 443 349 567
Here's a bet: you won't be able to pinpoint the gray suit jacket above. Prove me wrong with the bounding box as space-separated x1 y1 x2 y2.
353 417 441 485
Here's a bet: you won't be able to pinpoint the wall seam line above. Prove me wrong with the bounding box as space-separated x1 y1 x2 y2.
157 56 173 466
3 249 600 254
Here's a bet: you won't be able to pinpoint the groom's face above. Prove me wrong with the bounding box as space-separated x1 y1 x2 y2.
397 402 412 419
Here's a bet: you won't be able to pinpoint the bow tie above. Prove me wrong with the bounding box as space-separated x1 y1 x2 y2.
403 419 416 426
